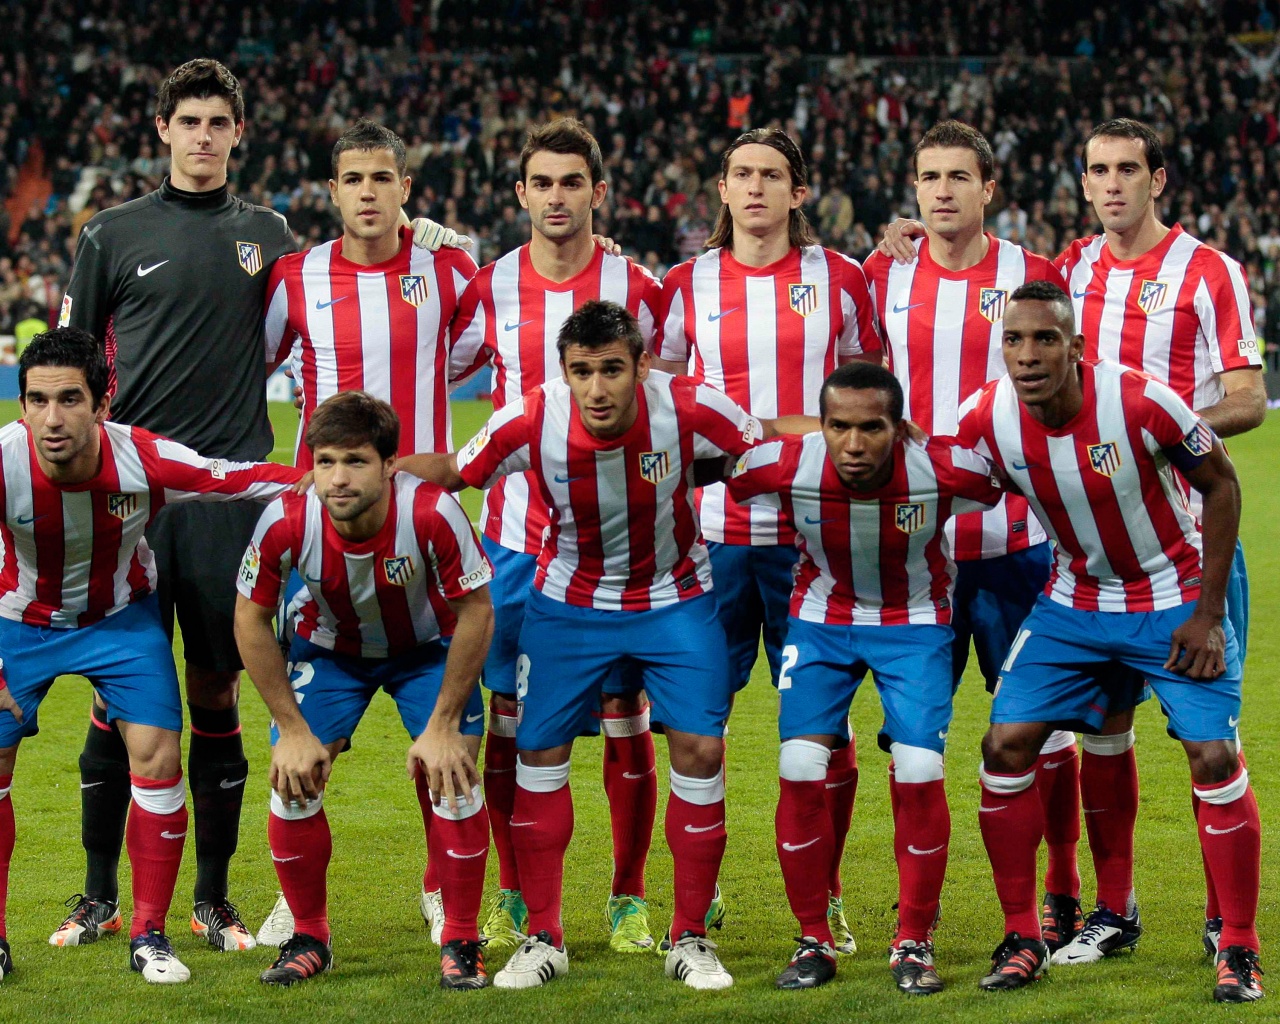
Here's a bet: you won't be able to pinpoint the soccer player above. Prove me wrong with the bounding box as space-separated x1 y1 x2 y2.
235 392 495 989
402 300 810 990
0 328 303 982
861 121 1084 952
957 281 1262 1003
653 128 879 952
447 119 665 953
726 362 1002 994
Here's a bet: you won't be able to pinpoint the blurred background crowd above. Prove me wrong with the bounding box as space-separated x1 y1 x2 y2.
1 0 1278 367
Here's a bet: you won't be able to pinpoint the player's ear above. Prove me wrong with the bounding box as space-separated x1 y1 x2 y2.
789 184 807 210
401 176 412 204
591 179 608 210
515 180 529 209
94 393 111 424
635 349 651 381
983 179 995 206
328 179 338 205
1070 333 1085 362
232 120 244 148
155 115 169 144
1150 166 1166 199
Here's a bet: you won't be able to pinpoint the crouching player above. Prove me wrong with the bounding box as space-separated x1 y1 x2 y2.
726 363 1002 994
234 392 495 989
957 281 1262 1002
0 328 305 982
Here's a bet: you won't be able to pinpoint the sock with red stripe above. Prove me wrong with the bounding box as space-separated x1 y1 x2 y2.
1195 765 1261 951
1080 731 1138 911
419 775 489 943
979 765 1043 938
127 773 188 938
483 706 520 891
824 735 857 899
0 775 12 937
268 791 332 943
891 746 949 943
602 704 656 898
665 767 727 940
1035 731 1081 898
777 740 835 944
188 703 247 905
511 760 573 946
79 704 130 902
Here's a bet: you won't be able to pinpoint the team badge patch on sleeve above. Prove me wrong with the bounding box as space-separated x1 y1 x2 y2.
788 283 820 317
400 275 429 307
639 450 671 485
383 555 416 586
59 294 73 327
895 502 926 534
1088 441 1122 477
1182 421 1215 457
239 542 262 586
236 241 264 276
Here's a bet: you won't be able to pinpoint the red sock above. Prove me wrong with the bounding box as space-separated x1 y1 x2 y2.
1035 743 1081 898
665 789 727 939
979 770 1043 937
268 804 332 943
1196 769 1261 951
510 783 573 946
484 712 520 890
823 740 858 898
1195 749 1243 921
418 774 490 943
1080 743 1138 911
893 779 949 942
0 777 13 938
419 784 440 894
127 774 187 939
601 707 656 898
776 779 835 944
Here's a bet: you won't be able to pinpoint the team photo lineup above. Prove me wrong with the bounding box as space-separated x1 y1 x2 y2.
0 24 1272 1009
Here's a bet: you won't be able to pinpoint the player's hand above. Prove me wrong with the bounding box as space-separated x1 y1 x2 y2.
292 383 304 412
291 472 313 495
1165 610 1227 680
0 676 22 724
411 217 474 252
877 218 927 264
592 234 623 256
904 419 927 443
269 729 331 805
407 724 479 814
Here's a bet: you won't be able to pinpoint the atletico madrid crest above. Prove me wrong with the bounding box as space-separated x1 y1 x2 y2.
1088 441 1122 477
236 241 263 276
895 502 926 534
383 555 415 586
979 288 1008 323
1137 280 1168 314
400 274 429 307
639 450 671 485
107 492 137 520
788 283 820 317
1182 420 1215 457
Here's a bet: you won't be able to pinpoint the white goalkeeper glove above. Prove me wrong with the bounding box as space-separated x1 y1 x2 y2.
411 217 474 252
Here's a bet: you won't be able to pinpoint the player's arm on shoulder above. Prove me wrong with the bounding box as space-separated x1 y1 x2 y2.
763 414 821 438
397 451 465 491
938 441 1006 510
724 437 788 503
876 218 926 263
151 435 304 502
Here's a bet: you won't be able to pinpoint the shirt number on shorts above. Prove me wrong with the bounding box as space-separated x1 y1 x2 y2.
1000 629 1032 674
515 654 531 702
778 644 799 690
288 661 314 705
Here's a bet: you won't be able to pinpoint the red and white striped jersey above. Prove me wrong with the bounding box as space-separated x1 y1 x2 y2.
727 432 1001 624
956 360 1208 613
447 244 662 555
237 473 492 659
658 245 880 546
1055 225 1260 411
263 228 477 468
0 421 302 629
864 235 1058 561
455 370 763 611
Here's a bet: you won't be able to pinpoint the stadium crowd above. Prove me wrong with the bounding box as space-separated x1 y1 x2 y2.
1 0 1279 363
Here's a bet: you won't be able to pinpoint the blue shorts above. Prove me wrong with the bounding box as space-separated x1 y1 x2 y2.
1228 539 1248 663
0 595 183 748
515 589 731 750
708 540 797 691
779 617 954 754
481 536 538 699
951 542 1052 692
276 636 485 747
993 595 1242 742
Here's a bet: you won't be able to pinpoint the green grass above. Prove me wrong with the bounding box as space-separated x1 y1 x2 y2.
0 399 1276 1022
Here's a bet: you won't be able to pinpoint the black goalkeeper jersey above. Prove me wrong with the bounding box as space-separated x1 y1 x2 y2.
61 178 298 461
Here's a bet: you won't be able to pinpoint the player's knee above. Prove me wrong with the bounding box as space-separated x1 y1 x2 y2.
667 731 724 779
778 738 832 781
889 743 945 784
1185 740 1241 788
1100 707 1136 733
981 725 1040 774
122 725 182 780
489 692 519 716
0 746 15 779
600 690 647 717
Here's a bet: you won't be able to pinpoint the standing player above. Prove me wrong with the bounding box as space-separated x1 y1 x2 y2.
235 392 495 989
653 128 879 952
957 281 1261 1003
447 119 664 953
0 328 303 982
861 121 1084 951
726 363 1002 994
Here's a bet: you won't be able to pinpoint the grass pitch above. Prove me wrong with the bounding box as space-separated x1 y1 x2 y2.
0 399 1275 1023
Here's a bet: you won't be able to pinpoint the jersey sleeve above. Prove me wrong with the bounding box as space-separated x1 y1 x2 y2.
1191 250 1262 374
417 486 494 600
835 254 882 360
263 257 295 370
657 264 692 364
1027 252 1068 287
1135 375 1220 472
455 398 534 489
635 264 665 355
689 381 765 459
145 433 305 504
448 274 491 385
953 383 998 461
236 499 293 607
59 215 116 343
931 440 1004 513
725 437 789 510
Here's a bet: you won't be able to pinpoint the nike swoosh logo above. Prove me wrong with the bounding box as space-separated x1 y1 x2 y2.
219 777 247 789
465 713 484 723
825 778 855 790
271 854 303 863
137 260 170 277
1011 461 1034 472
505 320 534 332
80 781 106 789
1205 821 1248 835
1229 716 1240 728
907 843 946 855
1072 289 1087 299
781 838 820 852
893 301 924 313
803 515 840 525
623 769 655 780
15 514 41 526
684 821 724 834
510 821 537 827
315 296 348 310
707 308 739 322
1041 757 1075 770
938 731 949 741
303 573 334 585
553 473 587 485
978 805 1007 813
160 830 187 840
446 848 487 859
